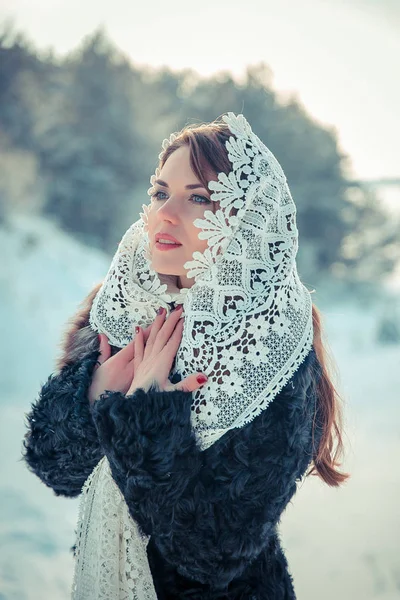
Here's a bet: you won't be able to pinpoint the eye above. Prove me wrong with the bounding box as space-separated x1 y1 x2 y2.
152 190 168 201
152 190 211 205
190 194 211 205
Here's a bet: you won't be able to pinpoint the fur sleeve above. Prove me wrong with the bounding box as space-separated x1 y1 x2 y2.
22 351 105 497
22 283 107 497
91 348 322 589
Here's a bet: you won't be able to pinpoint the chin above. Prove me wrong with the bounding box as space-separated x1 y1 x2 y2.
150 260 182 277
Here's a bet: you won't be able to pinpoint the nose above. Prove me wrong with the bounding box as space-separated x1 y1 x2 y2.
155 195 181 224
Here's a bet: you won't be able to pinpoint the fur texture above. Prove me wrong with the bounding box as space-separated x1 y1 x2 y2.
23 350 105 496
22 284 323 599
91 348 321 598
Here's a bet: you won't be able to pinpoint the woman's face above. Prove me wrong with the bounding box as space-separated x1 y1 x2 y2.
147 145 215 288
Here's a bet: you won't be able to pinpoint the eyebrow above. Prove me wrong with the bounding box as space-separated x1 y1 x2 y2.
155 179 207 191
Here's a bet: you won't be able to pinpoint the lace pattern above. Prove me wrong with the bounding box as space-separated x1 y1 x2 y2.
71 456 157 599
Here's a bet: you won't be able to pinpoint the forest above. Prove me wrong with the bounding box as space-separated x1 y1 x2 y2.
1 24 398 294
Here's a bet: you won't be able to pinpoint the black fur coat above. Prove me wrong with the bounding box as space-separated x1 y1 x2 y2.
22 287 323 599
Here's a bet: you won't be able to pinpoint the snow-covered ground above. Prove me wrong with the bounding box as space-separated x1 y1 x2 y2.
0 214 399 599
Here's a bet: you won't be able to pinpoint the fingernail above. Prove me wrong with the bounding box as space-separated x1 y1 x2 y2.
135 325 140 334
157 307 164 315
196 375 208 384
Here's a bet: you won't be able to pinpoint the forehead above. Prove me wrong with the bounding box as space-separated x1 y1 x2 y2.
159 145 220 190
160 145 194 179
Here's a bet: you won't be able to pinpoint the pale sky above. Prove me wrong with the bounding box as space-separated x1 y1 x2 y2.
1 0 399 181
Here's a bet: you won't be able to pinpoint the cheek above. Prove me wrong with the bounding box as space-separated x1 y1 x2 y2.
145 202 210 254
146 207 157 235
188 222 208 253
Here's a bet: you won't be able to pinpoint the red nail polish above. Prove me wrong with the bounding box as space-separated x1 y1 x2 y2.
196 375 208 384
135 325 140 334
157 307 164 315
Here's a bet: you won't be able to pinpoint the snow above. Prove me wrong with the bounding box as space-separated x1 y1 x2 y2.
0 213 399 599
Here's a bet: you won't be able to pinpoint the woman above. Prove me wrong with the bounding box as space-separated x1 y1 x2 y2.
23 112 348 599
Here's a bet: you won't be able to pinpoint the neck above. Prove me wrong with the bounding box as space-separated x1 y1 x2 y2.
178 274 195 289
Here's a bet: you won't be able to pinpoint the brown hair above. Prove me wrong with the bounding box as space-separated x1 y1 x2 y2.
159 117 349 487
159 120 232 215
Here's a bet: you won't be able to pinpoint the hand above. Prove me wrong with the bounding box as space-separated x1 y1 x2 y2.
127 306 208 395
88 323 154 404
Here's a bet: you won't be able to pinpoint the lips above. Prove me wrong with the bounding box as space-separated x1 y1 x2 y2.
155 233 182 246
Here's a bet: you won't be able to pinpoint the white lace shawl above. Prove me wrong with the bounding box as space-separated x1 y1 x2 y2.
71 457 158 599
71 112 314 598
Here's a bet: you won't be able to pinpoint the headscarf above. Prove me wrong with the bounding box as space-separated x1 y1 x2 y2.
71 113 314 598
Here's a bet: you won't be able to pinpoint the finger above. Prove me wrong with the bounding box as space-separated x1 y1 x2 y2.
153 307 184 353
170 373 208 393
142 323 154 344
146 308 167 349
97 334 111 365
119 337 135 362
122 322 154 363
159 317 184 363
120 322 154 367
133 326 144 370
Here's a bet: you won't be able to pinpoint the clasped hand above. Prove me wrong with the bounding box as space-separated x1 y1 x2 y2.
88 306 208 404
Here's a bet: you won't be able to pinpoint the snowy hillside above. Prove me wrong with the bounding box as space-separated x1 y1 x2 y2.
0 214 399 600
